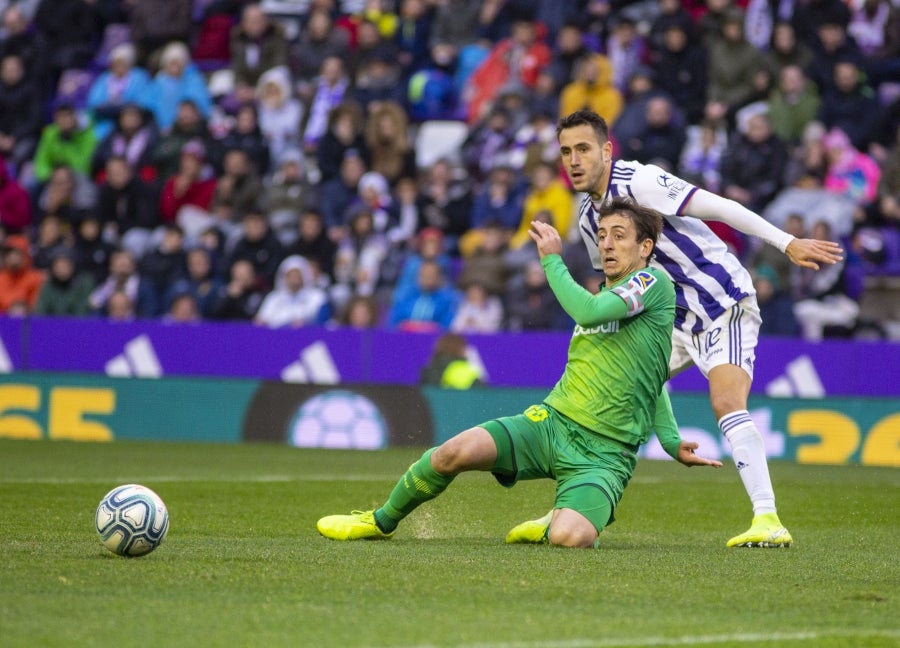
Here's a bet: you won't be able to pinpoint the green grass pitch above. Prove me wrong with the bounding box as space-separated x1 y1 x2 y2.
1 438 898 648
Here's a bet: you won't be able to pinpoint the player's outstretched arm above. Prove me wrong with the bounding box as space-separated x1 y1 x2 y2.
785 237 844 270
676 441 723 468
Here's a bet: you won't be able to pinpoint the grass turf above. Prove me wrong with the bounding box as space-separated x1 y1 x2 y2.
0 439 898 648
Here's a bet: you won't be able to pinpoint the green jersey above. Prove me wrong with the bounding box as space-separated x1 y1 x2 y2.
541 255 676 451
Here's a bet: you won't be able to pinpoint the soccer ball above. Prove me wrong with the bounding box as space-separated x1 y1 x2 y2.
289 389 388 449
95 484 169 557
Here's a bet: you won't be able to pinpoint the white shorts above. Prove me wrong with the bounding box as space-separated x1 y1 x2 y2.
669 297 761 380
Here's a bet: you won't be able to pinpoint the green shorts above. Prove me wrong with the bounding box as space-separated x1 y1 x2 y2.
480 404 638 532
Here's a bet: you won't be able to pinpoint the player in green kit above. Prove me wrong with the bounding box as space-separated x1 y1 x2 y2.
317 197 722 548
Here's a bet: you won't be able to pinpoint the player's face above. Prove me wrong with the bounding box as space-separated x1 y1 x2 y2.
596 213 653 284
558 124 612 199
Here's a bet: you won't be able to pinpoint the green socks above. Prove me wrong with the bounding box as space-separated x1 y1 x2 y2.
374 448 455 533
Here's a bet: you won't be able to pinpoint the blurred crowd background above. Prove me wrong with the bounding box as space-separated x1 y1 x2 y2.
0 0 898 341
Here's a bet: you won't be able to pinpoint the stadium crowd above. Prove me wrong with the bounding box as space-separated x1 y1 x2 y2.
0 0 898 340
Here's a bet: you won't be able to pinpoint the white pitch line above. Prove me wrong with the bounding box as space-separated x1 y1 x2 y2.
394 629 900 648
0 474 402 485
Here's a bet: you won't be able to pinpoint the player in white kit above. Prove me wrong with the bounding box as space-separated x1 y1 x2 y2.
510 110 843 547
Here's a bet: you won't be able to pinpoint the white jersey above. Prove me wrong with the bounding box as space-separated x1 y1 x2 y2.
578 159 755 334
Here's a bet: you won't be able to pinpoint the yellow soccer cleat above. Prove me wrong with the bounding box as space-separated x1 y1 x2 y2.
316 510 394 541
727 513 793 548
505 510 553 544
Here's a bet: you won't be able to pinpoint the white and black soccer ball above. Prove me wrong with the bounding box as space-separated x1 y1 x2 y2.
95 484 169 557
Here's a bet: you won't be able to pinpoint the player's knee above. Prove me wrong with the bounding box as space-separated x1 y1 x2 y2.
709 392 745 421
548 522 597 549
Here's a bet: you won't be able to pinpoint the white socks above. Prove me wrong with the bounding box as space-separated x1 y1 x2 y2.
720 410 777 516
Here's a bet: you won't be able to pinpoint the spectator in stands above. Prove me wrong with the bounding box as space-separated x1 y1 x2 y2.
822 127 881 209
558 54 623 126
254 255 330 328
230 3 287 105
753 264 800 337
604 14 647 94
851 0 900 88
216 102 270 177
88 248 158 318
416 158 472 254
545 22 591 91
210 258 265 321
763 21 814 81
302 56 351 152
91 103 158 178
95 155 159 259
784 121 829 189
395 0 433 76
361 100 415 186
332 205 389 309
612 66 682 154
165 246 223 319
147 42 213 133
38 164 97 222
428 0 481 74
85 43 152 141
455 220 511 298
31 213 70 270
0 156 32 234
451 278 504 334
256 65 304 164
319 151 367 237
210 147 264 226
696 0 732 49
105 289 135 321
720 111 790 214
505 257 568 331
510 163 573 250
288 8 349 97
353 51 407 111
618 94 686 170
32 103 97 186
864 123 900 230
284 209 337 284
704 8 764 128
34 0 100 86
461 107 517 181
818 58 880 152
150 99 213 181
124 0 193 66
751 212 806 292
807 10 865 95
466 164 525 237
0 234 43 313
159 139 217 236
337 293 381 328
225 210 284 291
164 291 201 323
316 101 368 184
138 223 187 314
0 6 47 91
393 226 452 304
792 220 860 340
0 53 42 173
464 18 552 124
767 64 821 146
265 149 317 246
33 248 94 317
72 214 115 284
652 15 707 126
388 258 458 331
679 118 728 194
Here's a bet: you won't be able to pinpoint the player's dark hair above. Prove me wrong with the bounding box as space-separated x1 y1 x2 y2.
597 196 663 254
557 110 610 144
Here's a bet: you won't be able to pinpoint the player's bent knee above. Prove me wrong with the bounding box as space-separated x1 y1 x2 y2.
548 520 598 549
431 427 497 474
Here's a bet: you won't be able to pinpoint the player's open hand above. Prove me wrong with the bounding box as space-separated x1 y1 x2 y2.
529 220 563 258
676 441 723 468
785 237 844 270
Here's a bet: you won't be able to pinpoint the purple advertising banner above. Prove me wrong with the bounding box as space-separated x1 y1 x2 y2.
2 316 898 397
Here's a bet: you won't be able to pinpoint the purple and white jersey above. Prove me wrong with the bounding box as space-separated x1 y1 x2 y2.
578 159 754 334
